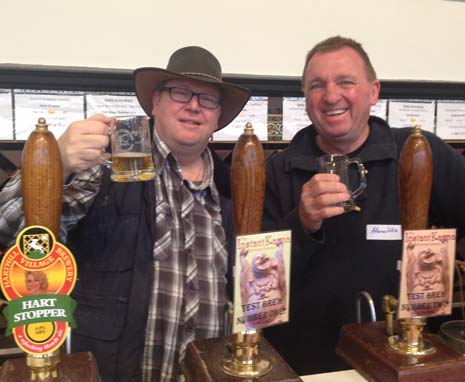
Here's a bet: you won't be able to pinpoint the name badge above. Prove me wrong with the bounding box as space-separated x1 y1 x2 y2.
366 224 402 240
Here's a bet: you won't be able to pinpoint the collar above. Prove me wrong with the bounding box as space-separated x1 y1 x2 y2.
284 116 399 173
152 128 217 196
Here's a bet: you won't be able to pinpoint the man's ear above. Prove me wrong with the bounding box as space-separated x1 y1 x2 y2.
151 91 161 118
370 80 381 106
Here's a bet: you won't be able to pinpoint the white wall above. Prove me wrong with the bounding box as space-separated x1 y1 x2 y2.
1 0 465 81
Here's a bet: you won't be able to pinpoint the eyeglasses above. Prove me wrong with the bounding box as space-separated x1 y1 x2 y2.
161 86 222 109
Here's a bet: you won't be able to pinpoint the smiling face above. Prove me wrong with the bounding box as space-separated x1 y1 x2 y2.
303 47 380 153
254 254 271 270
151 78 222 158
25 272 48 295
26 273 42 294
26 274 40 294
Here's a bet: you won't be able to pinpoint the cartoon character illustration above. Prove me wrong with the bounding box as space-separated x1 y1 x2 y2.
239 240 287 329
406 240 450 316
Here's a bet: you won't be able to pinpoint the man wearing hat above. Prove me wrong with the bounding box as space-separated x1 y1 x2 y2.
0 46 251 382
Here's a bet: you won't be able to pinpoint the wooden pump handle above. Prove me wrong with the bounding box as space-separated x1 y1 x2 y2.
398 125 433 230
231 123 266 235
21 118 63 236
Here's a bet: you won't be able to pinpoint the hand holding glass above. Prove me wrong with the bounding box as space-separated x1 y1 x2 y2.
107 115 155 182
317 154 367 212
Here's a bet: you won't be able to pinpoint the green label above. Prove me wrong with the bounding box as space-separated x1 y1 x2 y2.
3 295 77 335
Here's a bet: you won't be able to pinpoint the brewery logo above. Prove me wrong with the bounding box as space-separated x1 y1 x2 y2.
0 225 77 354
116 128 134 151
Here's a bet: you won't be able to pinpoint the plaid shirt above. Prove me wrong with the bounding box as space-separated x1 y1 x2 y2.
0 134 228 382
143 132 228 382
0 166 102 246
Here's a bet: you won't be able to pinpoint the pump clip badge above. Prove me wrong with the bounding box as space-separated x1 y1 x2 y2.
0 226 77 354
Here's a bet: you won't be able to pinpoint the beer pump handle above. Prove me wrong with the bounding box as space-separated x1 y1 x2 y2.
21 118 63 236
337 126 464 382
221 123 273 378
230 122 266 235
398 125 432 231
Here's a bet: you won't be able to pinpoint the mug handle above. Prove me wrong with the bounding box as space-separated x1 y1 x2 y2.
348 158 367 199
101 159 112 169
99 148 112 169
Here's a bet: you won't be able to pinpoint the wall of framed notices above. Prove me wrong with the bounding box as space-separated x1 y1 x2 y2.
1 91 465 142
1 64 465 181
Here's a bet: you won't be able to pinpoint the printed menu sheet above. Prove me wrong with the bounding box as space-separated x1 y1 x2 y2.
14 90 85 140
282 97 311 141
370 99 388 120
86 93 145 117
213 96 268 141
0 90 13 139
388 100 435 133
436 100 465 140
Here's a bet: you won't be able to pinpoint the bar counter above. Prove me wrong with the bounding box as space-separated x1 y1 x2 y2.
302 369 366 382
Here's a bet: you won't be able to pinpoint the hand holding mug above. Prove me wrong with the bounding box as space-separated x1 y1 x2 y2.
58 114 112 178
299 173 351 233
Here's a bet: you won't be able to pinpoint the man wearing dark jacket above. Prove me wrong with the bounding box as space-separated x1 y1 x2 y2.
0 46 251 382
262 35 465 376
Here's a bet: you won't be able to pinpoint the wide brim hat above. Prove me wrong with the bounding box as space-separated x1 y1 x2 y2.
134 46 251 130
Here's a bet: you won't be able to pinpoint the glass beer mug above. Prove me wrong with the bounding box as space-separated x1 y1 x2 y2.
107 115 155 182
317 154 367 212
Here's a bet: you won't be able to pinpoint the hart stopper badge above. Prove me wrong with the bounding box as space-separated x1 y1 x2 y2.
1 225 77 355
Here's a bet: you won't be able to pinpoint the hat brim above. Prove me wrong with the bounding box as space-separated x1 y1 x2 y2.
133 67 251 130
